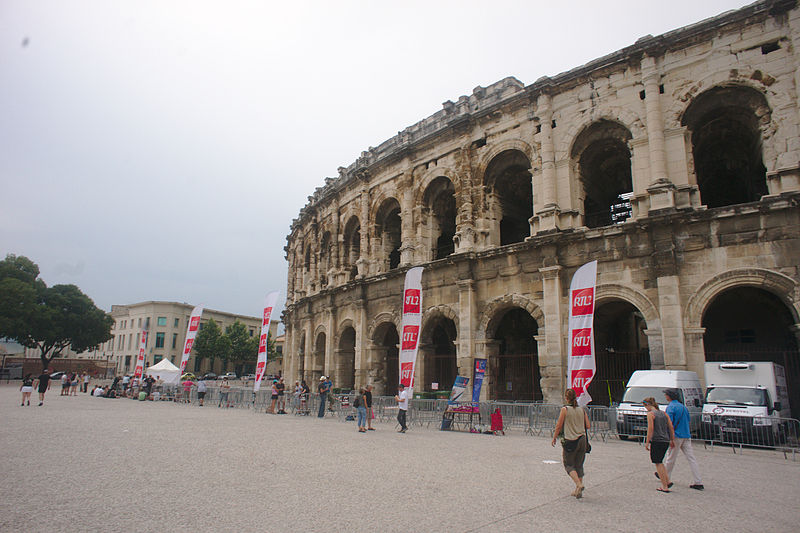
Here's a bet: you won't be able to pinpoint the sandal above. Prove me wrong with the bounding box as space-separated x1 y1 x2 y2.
575 485 584 499
657 488 671 493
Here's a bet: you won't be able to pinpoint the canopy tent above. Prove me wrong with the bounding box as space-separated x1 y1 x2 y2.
146 358 181 384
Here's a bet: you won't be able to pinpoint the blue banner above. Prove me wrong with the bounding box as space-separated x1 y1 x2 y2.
472 358 487 403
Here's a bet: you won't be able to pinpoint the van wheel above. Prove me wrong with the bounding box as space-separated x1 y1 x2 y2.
619 435 629 441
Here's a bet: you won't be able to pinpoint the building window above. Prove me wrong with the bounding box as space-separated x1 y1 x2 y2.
174 318 179 328
194 358 202 372
155 332 165 348
157 317 167 326
124 355 132 369
198 322 204 330
249 329 254 337
172 333 178 349
153 355 162 364
129 333 133 349
138 318 142 328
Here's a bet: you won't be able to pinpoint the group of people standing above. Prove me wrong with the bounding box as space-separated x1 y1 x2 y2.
20 369 93 406
552 387 704 499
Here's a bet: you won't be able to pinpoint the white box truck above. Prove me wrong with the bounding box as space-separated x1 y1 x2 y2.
701 362 790 446
615 370 704 439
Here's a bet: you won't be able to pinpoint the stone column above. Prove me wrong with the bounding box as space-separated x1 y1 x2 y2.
684 327 706 378
355 299 368 389
539 264 564 402
657 275 687 369
325 306 336 378
399 175 416 266
641 54 677 213
456 279 477 372
643 328 665 369
534 93 561 234
357 188 370 278
366 342 384 394
475 339 500 401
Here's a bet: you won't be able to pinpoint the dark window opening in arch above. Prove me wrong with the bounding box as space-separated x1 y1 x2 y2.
319 232 331 287
424 177 457 260
343 217 361 280
304 248 311 271
485 150 533 246
297 335 305 380
572 120 633 229
491 308 540 401
338 327 356 390
423 319 457 392
313 332 326 382
376 200 402 270
376 324 400 397
683 86 769 209
702 287 799 417
590 301 650 406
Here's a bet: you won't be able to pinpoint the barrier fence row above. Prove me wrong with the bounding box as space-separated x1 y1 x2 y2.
107 382 800 459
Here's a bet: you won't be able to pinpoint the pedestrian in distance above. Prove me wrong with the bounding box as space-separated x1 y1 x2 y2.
354 387 368 432
644 397 676 493
34 369 52 406
83 372 90 393
181 378 194 404
197 377 207 406
60 373 69 396
662 388 704 490
395 383 409 433
268 379 278 414
219 377 231 407
551 388 591 498
365 384 375 431
20 373 34 406
70 373 79 396
276 377 286 414
317 376 328 418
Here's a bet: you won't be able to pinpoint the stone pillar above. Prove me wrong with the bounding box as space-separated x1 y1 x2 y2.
399 177 415 266
475 339 500 401
416 342 432 392
657 275 687 369
454 147 477 252
539 264 564 403
641 54 677 213
534 93 561 234
684 327 706 379
325 306 336 378
456 279 477 372
643 328 665 369
357 188 370 278
365 342 384 394
355 299 368 389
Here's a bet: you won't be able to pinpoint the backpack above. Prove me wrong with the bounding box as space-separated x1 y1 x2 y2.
353 395 361 408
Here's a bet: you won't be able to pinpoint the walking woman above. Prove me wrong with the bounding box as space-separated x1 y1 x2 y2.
644 397 675 492
268 379 278 414
355 387 368 432
20 374 34 406
551 388 591 498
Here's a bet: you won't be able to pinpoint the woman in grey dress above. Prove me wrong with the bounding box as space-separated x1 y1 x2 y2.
644 397 675 493
552 388 591 498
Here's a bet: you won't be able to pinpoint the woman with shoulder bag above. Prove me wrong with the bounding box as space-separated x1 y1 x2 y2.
551 388 591 498
643 397 675 493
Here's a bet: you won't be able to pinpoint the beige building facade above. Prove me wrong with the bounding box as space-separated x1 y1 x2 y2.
106 301 276 376
283 1 800 414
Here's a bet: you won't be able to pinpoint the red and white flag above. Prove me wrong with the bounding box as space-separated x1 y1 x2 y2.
399 267 423 396
567 260 597 406
133 330 147 379
179 305 204 375
254 291 279 392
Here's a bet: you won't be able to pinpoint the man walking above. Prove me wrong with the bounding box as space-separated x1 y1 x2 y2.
276 377 286 414
197 377 207 406
365 384 375 431
83 372 90 393
34 369 51 406
662 388 704 490
395 383 409 433
317 376 328 418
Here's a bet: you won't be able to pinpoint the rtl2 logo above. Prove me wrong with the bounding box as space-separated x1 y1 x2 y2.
572 287 594 316
189 316 200 331
263 307 272 326
400 362 414 388
256 361 266 375
184 338 194 354
259 333 267 350
401 325 419 350
571 369 593 396
403 289 421 314
571 328 592 356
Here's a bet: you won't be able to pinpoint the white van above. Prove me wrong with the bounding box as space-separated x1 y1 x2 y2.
615 370 703 439
701 362 790 446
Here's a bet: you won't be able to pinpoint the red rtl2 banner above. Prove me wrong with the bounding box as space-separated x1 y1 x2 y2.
398 267 424 395
567 260 597 406
254 291 279 393
133 330 147 379
179 305 204 375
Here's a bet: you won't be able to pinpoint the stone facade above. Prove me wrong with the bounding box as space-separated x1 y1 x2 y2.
283 1 800 409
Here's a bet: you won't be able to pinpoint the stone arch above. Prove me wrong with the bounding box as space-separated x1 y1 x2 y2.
685 268 799 329
414 166 460 208
367 311 401 340
596 284 660 328
420 304 460 341
372 196 402 271
556 107 646 160
477 294 544 341
474 139 536 180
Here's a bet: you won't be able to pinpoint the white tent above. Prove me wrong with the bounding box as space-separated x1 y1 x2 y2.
146 358 181 384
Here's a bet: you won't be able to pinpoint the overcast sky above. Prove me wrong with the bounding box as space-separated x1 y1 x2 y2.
0 0 751 321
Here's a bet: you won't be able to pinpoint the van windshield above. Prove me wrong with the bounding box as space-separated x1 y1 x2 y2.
622 387 680 404
705 387 768 406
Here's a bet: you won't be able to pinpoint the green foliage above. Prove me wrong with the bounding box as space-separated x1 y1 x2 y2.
226 320 259 363
0 254 113 370
192 318 225 362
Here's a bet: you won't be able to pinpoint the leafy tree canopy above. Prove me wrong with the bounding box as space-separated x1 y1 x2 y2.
0 254 113 370
192 318 230 362
226 320 259 363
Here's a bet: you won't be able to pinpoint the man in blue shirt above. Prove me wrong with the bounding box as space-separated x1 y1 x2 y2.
663 389 704 490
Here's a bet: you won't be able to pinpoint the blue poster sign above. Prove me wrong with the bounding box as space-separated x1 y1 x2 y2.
448 376 469 405
472 358 487 403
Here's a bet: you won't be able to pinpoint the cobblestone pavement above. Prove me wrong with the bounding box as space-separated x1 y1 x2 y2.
1 383 799 533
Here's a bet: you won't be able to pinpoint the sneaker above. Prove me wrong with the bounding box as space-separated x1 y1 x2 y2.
690 484 704 491
400 428 407 433
38 402 43 406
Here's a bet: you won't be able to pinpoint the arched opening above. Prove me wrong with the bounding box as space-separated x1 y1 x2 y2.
484 150 533 245
682 86 769 208
374 323 399 396
702 287 800 417
337 327 356 390
421 317 457 393
313 332 325 383
319 231 331 287
489 307 540 401
297 333 305 381
571 120 633 228
375 199 402 270
343 216 361 281
423 177 457 260
590 300 650 406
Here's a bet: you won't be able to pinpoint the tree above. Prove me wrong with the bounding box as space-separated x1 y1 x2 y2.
226 320 259 365
0 254 113 370
192 318 230 373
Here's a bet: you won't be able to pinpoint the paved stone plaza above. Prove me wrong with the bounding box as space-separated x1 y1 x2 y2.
1 383 798 533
